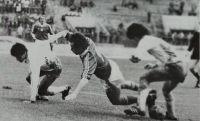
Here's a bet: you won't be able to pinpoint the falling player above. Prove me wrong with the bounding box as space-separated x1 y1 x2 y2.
52 31 139 106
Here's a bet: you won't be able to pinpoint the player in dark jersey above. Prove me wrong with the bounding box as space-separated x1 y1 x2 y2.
31 16 56 51
186 29 199 88
52 31 139 106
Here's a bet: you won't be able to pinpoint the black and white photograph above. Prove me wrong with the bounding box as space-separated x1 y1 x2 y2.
0 0 199 121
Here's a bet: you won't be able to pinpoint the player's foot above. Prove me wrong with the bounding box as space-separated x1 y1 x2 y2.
194 84 200 88
36 95 49 101
124 106 145 116
146 89 157 109
165 112 178 120
62 85 71 100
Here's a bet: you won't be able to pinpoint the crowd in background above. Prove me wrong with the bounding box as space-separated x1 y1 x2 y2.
0 0 49 41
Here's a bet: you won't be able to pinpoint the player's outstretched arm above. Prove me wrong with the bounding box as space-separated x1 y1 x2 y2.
65 78 88 100
49 30 72 43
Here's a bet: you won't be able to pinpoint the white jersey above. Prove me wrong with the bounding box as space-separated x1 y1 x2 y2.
26 45 61 101
135 35 180 64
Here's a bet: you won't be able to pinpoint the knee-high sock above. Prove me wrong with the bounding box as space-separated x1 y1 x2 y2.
119 95 138 105
46 86 67 96
165 93 176 117
138 88 152 112
121 81 139 91
190 69 199 82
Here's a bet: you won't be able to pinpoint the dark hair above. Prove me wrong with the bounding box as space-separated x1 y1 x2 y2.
126 23 150 39
10 43 27 57
70 32 89 50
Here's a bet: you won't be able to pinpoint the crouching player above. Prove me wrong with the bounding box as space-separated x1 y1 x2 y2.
124 23 187 120
54 31 139 106
10 42 71 103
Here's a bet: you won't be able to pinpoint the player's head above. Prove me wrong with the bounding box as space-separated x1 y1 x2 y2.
69 32 89 55
10 43 28 63
126 23 150 42
38 15 46 25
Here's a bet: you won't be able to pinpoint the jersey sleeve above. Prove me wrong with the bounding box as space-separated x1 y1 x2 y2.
29 53 41 101
134 38 156 59
31 24 37 34
81 52 97 80
47 24 54 35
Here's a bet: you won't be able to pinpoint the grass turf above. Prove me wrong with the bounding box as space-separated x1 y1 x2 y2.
0 54 199 121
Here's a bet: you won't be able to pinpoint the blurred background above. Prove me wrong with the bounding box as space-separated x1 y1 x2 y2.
0 0 199 48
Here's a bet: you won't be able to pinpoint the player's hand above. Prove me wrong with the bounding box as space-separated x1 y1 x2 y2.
23 100 35 103
144 63 158 70
64 93 77 101
130 55 141 63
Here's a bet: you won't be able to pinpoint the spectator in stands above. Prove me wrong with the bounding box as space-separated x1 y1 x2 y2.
77 6 82 13
89 0 95 8
80 0 85 7
188 4 197 16
17 24 24 38
168 2 174 15
177 31 184 45
131 0 138 10
171 31 177 45
8 22 12 36
24 0 30 13
116 22 126 44
41 1 46 15
70 4 76 11
16 2 22 14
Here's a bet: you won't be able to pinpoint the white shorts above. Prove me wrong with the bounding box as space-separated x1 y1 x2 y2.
101 60 125 89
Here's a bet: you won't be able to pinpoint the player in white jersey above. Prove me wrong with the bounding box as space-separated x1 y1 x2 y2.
10 41 70 103
124 23 187 120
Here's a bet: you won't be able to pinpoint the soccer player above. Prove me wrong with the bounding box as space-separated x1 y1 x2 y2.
52 31 139 106
186 29 199 88
124 23 187 120
10 41 70 103
31 15 57 51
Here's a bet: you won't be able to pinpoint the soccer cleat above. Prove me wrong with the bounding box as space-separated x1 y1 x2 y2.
194 84 200 88
62 85 71 100
36 95 49 101
124 106 145 116
146 89 157 109
165 112 179 120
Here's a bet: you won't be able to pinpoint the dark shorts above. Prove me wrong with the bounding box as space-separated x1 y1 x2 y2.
140 61 187 83
165 61 187 83
191 51 199 60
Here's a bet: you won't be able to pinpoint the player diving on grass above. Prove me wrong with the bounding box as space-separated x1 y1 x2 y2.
124 23 187 120
1 36 71 103
51 30 139 106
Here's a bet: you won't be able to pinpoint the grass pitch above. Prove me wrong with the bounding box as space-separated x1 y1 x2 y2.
0 54 199 121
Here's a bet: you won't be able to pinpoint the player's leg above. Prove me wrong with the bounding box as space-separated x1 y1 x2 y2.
162 81 179 120
138 66 169 113
106 82 137 105
38 74 70 96
189 60 199 87
108 59 139 91
121 80 139 91
105 60 138 105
